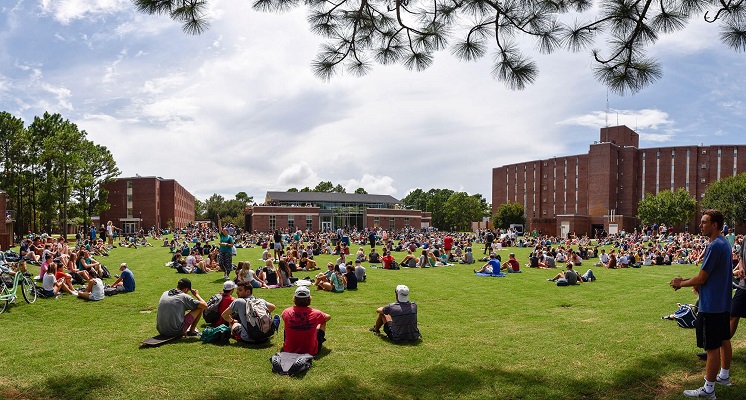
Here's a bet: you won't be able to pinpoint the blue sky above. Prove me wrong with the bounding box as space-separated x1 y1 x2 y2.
1 0 744 204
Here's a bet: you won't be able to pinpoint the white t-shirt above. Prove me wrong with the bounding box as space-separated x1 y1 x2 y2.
42 273 56 291
89 278 105 301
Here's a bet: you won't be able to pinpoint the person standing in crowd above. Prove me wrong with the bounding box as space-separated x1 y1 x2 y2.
670 210 732 399
217 214 234 281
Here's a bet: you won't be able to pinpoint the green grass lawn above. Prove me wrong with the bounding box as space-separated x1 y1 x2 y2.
1 239 745 400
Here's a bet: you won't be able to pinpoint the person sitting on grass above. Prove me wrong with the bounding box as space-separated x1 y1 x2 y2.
368 248 381 264
110 262 136 293
156 278 207 337
354 259 366 282
475 253 501 274
370 285 421 342
76 274 105 301
503 253 521 273
345 263 358 290
459 247 474 264
547 263 596 284
280 286 331 356
382 251 395 269
299 252 319 271
400 251 418 268
221 281 279 343
42 263 77 298
213 280 237 327
315 264 346 293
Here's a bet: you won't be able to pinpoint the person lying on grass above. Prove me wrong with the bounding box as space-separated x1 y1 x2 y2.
547 263 596 284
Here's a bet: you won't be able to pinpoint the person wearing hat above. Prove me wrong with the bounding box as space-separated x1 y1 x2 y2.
110 262 136 293
212 280 237 327
221 281 278 342
280 286 331 355
156 278 207 337
370 285 421 342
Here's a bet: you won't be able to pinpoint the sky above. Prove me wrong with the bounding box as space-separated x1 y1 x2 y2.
0 0 744 205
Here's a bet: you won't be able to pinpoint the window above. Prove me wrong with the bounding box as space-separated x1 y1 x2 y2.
269 215 276 231
127 194 133 202
373 216 379 227
127 208 133 218
389 217 395 231
306 216 312 230
404 217 410 227
287 215 294 229
127 181 132 189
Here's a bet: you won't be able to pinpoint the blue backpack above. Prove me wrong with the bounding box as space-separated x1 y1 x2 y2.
673 304 697 328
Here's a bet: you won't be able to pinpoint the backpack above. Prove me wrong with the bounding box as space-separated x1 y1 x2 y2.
245 296 274 342
389 261 400 270
270 352 314 376
202 294 224 325
673 304 697 328
100 265 111 279
200 324 231 343
556 278 569 286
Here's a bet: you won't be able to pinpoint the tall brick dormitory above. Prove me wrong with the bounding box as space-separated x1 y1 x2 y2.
491 126 746 237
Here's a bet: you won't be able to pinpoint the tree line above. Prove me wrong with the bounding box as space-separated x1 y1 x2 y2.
401 188 490 231
0 111 120 236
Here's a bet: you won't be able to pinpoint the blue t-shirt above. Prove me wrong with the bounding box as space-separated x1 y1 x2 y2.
121 268 136 292
699 235 733 313
488 259 501 271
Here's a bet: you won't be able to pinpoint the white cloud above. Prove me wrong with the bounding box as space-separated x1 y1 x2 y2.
276 162 321 188
344 175 397 196
39 0 128 24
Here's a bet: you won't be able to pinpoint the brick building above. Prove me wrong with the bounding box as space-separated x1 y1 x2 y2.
492 126 746 237
99 176 195 233
246 192 430 232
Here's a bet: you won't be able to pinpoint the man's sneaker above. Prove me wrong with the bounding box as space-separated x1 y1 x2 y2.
697 352 707 361
186 329 200 337
683 387 716 399
369 327 380 336
547 278 554 281
715 375 732 386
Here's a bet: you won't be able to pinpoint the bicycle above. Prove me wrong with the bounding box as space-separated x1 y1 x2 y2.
0 263 38 313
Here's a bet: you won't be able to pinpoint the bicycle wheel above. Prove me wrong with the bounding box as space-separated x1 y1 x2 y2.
0 282 8 314
21 276 37 304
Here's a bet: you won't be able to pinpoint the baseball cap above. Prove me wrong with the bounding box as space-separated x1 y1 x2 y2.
120 262 128 269
294 286 311 298
223 281 237 291
395 285 409 302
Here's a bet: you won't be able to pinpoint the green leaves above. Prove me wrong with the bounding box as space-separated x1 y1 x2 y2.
637 188 696 227
701 173 746 226
133 0 746 93
493 202 526 229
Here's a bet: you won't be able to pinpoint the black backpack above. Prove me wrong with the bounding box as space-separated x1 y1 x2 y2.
270 352 313 376
202 294 223 325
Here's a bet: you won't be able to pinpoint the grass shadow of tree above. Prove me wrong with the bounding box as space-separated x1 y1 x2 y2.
40 373 115 400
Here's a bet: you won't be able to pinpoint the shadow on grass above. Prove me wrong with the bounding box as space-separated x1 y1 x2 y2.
194 351 743 400
39 373 115 400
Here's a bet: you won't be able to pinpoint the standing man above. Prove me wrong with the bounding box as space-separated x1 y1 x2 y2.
670 210 732 399
483 229 494 255
217 214 234 281
443 234 454 259
369 285 421 342
369 229 377 250
281 286 331 356
157 278 207 337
